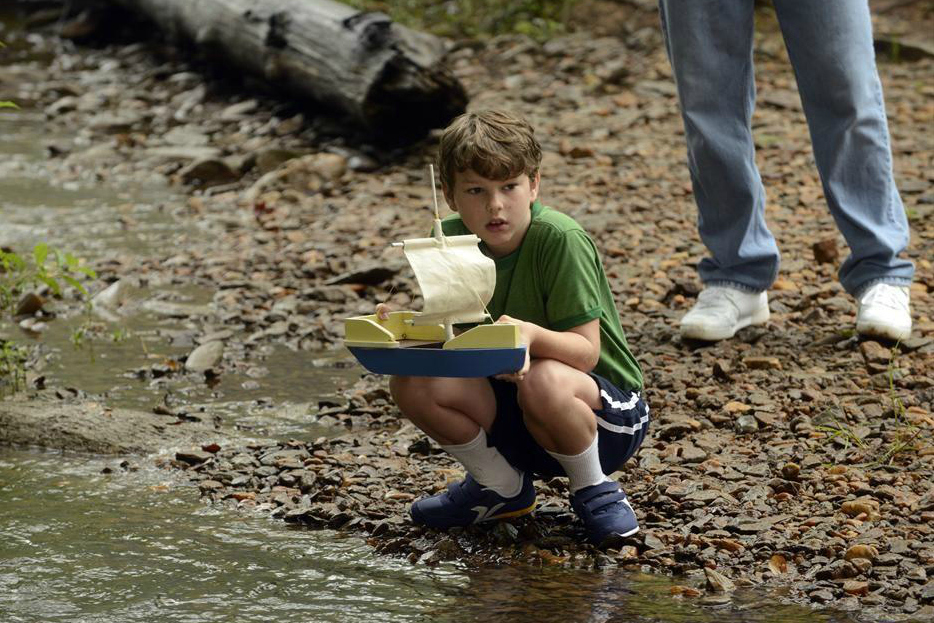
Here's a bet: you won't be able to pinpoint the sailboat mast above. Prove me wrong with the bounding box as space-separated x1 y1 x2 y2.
430 164 444 241
429 164 454 340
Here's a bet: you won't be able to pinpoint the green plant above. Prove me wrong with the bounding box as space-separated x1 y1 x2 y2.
814 409 867 452
0 244 97 395
343 0 577 41
70 323 88 349
0 339 27 398
0 41 17 110
864 342 925 467
0 244 96 315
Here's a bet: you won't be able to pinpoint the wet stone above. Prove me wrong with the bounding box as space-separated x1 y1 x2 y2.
860 341 892 366
664 483 696 499
743 356 782 370
679 445 707 463
230 454 256 469
255 465 279 477
734 415 759 434
734 520 775 535
229 475 251 487
656 420 696 441
198 479 224 493
185 340 224 372
259 449 310 466
713 359 733 381
921 581 934 603
684 489 721 504
809 588 836 603
781 462 801 480
643 534 665 550
889 540 912 555
176 450 213 465
704 568 736 592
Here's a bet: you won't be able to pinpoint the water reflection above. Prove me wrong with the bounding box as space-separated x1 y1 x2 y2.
437 564 857 623
0 450 459 623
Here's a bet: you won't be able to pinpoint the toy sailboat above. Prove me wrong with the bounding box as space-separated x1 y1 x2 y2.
343 166 526 377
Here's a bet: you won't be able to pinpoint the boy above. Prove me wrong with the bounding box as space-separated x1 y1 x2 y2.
381 109 649 547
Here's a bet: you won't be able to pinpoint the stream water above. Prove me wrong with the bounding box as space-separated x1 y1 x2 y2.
0 21 862 623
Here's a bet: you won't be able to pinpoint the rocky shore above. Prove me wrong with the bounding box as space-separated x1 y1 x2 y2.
1 1 932 620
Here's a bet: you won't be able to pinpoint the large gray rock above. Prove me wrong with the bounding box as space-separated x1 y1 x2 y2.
0 398 223 455
185 340 224 372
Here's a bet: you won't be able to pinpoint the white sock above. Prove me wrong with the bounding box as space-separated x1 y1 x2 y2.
546 434 608 493
441 429 524 498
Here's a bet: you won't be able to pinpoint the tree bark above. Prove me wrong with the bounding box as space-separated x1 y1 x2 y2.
109 0 468 143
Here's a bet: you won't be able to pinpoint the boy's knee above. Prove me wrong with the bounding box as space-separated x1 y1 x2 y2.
389 376 432 412
516 360 577 419
389 375 459 411
518 360 566 399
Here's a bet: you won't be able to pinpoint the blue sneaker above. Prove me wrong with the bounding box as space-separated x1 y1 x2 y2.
410 473 536 529
570 481 639 547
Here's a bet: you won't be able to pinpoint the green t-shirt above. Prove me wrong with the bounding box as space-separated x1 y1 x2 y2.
441 200 643 390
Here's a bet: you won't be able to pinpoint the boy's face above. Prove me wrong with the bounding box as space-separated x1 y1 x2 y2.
444 169 540 258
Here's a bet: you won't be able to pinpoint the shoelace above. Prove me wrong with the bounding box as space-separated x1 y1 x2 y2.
860 286 908 311
694 287 742 314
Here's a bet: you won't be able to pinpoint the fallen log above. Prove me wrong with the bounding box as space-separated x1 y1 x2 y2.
108 0 468 142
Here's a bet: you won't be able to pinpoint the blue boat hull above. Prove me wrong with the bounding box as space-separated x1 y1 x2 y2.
347 345 527 378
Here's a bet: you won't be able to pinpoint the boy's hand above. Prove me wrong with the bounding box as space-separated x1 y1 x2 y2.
494 315 533 383
495 347 530 383
376 303 392 320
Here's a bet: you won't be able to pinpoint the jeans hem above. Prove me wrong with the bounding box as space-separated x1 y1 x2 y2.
703 280 765 294
853 277 913 299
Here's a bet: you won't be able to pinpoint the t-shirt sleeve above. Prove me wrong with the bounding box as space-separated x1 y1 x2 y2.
539 228 604 331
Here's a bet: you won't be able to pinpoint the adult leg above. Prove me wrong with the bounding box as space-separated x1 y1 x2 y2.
773 0 914 296
659 0 779 291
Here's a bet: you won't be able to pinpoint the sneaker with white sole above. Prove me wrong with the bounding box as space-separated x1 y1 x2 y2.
856 283 911 341
679 286 770 341
570 481 639 548
410 473 536 529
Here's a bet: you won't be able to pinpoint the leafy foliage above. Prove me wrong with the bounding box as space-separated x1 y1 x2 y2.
0 340 27 398
1 41 15 109
342 0 578 41
0 245 97 396
0 244 97 317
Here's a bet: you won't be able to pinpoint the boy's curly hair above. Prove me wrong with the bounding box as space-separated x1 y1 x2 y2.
438 109 542 191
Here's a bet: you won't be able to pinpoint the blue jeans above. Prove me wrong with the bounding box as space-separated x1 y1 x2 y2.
659 0 914 296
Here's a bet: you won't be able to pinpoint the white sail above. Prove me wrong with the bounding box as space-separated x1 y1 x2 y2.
402 234 495 325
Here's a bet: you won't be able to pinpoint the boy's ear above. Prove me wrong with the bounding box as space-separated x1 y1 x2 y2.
529 171 540 202
442 186 457 212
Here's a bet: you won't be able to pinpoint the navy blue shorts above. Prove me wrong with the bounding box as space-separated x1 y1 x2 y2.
486 373 650 478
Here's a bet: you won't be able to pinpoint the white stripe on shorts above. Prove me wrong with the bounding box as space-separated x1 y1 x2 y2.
601 389 641 411
596 389 649 436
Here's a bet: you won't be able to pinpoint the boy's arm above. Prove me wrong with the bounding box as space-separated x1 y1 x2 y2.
496 315 600 375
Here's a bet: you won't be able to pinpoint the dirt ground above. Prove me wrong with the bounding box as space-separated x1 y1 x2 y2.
2 0 932 620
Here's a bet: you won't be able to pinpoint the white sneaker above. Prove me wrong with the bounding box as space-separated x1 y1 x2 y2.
680 286 770 341
856 283 911 341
